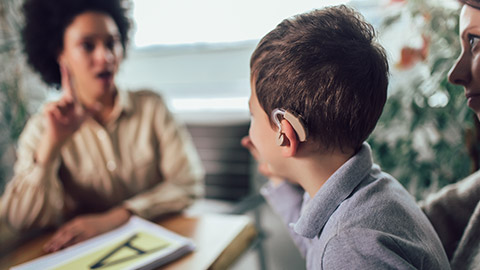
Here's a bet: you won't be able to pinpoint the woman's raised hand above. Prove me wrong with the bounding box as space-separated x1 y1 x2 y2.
35 64 99 164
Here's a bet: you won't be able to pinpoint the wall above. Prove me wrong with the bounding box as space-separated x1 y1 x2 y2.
117 41 256 124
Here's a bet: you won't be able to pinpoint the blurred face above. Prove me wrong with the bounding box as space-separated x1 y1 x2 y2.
58 11 123 104
248 82 285 175
449 5 480 118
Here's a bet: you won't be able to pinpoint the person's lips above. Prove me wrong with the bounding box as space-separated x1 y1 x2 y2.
466 92 480 100
96 71 113 80
466 92 480 109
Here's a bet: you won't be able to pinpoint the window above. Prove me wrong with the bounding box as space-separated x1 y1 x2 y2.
119 0 370 120
132 0 351 47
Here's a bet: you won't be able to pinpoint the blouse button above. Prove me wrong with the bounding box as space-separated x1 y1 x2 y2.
107 160 117 171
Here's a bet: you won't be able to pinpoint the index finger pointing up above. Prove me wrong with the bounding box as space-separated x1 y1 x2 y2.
60 63 79 104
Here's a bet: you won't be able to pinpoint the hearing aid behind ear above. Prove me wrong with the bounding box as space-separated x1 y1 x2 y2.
271 108 308 145
276 133 286 146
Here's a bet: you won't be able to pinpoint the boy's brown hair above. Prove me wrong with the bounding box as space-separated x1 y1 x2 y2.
251 5 389 152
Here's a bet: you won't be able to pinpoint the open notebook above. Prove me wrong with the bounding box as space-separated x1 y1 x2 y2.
11 216 195 270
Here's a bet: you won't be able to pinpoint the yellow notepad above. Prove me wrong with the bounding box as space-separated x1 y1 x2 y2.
11 216 195 270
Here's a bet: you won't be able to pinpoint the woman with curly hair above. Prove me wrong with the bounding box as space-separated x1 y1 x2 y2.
1 0 204 252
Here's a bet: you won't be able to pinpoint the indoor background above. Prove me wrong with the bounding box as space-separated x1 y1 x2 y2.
0 0 471 269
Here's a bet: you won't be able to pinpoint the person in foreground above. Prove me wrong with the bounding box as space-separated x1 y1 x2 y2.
1 0 204 252
420 1 480 269
241 5 450 269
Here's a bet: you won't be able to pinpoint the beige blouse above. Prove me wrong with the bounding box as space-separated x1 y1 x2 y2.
1 89 204 230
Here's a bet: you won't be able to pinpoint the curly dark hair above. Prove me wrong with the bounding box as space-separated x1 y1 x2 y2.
22 0 131 87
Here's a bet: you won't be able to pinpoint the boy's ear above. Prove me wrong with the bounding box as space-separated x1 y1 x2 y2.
280 119 299 157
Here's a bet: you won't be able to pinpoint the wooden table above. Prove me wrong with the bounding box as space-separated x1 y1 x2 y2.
0 214 257 270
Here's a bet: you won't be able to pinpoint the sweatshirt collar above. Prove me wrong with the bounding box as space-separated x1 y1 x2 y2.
293 142 373 238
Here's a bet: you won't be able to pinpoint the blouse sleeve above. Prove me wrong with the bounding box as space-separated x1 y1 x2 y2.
1 114 65 231
123 95 204 219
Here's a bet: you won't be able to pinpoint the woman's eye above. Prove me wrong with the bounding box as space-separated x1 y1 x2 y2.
468 34 480 51
81 42 94 52
106 41 114 50
106 37 121 51
105 39 116 50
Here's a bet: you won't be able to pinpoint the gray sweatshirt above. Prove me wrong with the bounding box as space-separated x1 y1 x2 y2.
261 143 450 270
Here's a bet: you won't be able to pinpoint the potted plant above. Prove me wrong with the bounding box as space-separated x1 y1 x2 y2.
369 0 472 199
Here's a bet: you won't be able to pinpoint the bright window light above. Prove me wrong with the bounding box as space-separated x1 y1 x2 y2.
132 0 350 47
171 97 249 111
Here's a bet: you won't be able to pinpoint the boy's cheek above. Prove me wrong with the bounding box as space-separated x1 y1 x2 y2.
248 124 259 148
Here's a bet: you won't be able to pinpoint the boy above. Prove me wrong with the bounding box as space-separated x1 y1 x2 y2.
242 5 450 269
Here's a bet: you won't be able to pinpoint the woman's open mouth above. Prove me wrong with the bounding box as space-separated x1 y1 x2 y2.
96 71 113 83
